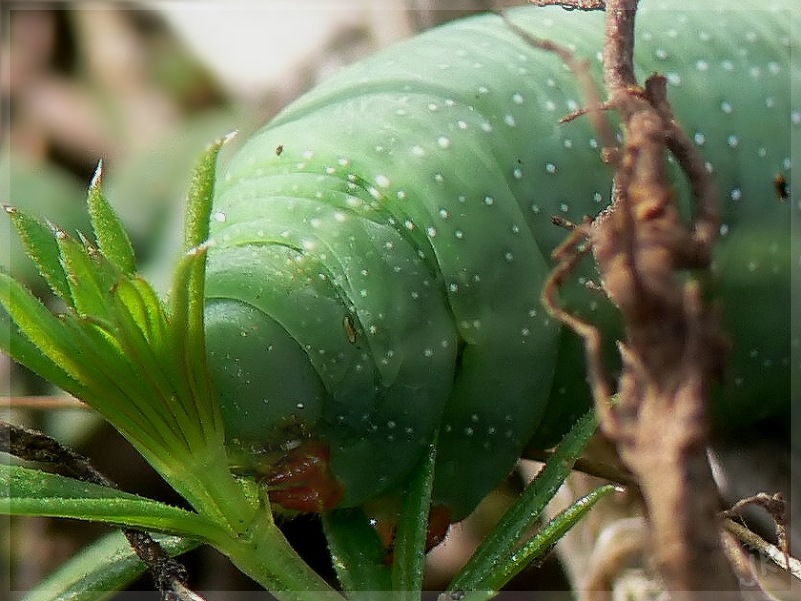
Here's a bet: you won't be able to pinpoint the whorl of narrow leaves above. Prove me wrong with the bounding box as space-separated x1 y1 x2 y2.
1 136 255 533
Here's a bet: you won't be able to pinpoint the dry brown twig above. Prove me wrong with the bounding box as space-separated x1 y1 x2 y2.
527 0 779 599
0 421 202 601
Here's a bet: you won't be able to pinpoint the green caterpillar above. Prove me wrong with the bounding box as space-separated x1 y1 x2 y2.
205 0 796 521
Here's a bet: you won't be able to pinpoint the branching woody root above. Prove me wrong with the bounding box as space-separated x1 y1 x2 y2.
529 0 788 599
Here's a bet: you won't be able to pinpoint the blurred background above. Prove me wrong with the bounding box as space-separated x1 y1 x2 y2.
3 2 574 598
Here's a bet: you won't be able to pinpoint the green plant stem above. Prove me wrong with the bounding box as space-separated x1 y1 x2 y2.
210 507 343 601
163 446 257 535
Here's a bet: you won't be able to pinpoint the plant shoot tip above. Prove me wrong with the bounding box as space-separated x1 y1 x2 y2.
91 160 104 188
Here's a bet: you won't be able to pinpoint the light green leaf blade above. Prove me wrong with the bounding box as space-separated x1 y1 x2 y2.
322 508 392 595
1 464 223 540
391 437 437 598
3 205 71 301
0 292 88 400
478 484 616 595
183 132 235 251
21 530 200 601
87 162 136 276
0 270 95 394
56 231 120 321
448 409 598 593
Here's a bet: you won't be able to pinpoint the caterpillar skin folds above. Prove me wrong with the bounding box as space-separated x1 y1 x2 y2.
204 0 796 521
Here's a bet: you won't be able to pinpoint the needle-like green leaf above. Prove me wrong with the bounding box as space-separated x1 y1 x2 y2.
1 464 224 541
447 409 599 593
21 530 200 601
2 205 71 301
86 161 136 276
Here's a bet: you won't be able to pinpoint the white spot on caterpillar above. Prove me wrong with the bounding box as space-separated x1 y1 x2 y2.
531 204 541 214
545 100 557 111
434 173 445 183
655 48 668 60
480 122 493 132
503 114 516 127
449 283 459 292
721 101 733 114
213 211 226 222
696 59 709 72
411 145 426 157
457 120 468 129
426 226 438 238
445 98 456 107
730 188 742 201
477 85 489 95
694 132 706 145
437 136 451 149
424 348 434 357
404 219 415 230
513 167 523 179
338 157 350 167
395 108 407 116
428 102 439 111
397 190 407 200
303 150 315 160
667 72 682 86
504 252 514 262
727 135 739 148
512 93 524 104
484 195 495 206
792 111 801 125
720 224 729 236
439 208 450 219
563 139 573 149
376 174 391 188
545 162 557 174
722 60 734 71
454 230 464 239
369 186 381 200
